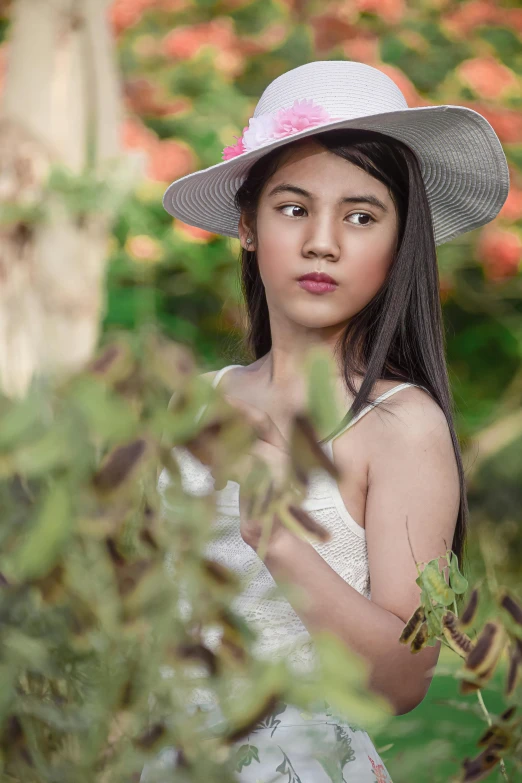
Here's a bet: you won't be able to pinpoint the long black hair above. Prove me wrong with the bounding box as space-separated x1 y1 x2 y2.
232 127 468 576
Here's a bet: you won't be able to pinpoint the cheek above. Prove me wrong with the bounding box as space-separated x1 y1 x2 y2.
257 236 292 286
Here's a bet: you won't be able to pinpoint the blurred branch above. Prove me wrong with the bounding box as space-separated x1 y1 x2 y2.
0 0 129 398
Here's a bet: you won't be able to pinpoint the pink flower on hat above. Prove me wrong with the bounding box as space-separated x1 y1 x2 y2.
222 125 249 161
222 98 340 160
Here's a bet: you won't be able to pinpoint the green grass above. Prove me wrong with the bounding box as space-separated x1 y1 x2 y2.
372 646 517 782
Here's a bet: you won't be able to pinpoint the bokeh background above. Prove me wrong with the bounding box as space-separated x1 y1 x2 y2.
1 1 521 780
104 0 522 568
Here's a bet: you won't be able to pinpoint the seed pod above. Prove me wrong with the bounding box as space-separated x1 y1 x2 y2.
133 722 166 750
477 724 511 750
287 504 331 542
498 590 522 628
92 439 147 493
442 610 474 656
425 603 443 637
460 677 483 695
220 635 247 663
399 605 426 645
224 692 281 744
500 706 517 722
505 640 522 697
460 662 497 695
411 621 429 654
461 746 501 781
175 642 218 676
465 621 505 678
290 414 341 484
202 559 240 588
460 587 479 628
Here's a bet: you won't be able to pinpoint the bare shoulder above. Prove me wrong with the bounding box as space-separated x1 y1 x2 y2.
364 384 458 498
368 384 450 446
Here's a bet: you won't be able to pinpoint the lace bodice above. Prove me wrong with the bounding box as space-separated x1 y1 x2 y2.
159 366 423 682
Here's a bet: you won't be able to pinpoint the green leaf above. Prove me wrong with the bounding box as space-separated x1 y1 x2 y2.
425 602 444 638
419 560 455 606
0 394 44 450
12 426 73 477
305 348 341 441
69 377 137 443
448 552 468 595
3 629 49 669
8 482 73 581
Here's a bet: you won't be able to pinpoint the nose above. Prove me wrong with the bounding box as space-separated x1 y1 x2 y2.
301 215 341 262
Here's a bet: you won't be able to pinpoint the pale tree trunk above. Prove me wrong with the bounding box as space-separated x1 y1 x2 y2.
0 0 129 398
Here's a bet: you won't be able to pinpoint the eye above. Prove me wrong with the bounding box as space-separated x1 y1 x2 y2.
276 205 376 226
277 204 306 218
348 212 375 226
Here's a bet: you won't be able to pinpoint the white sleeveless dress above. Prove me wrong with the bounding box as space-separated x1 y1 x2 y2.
145 365 425 783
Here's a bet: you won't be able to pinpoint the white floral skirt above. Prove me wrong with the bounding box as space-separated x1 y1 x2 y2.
229 701 393 783
140 700 393 783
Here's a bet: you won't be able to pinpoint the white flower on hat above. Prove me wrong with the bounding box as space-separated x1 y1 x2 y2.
241 113 279 152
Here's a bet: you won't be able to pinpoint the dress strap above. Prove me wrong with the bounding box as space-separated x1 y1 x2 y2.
325 382 426 444
195 365 243 425
211 364 243 389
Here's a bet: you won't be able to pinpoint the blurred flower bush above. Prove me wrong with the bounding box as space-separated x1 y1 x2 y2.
98 0 522 422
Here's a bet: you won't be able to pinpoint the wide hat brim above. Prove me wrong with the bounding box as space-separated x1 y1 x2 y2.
163 104 510 247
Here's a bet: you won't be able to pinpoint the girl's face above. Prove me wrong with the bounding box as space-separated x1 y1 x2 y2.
239 139 399 331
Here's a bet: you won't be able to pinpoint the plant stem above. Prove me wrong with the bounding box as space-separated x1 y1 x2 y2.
475 689 510 782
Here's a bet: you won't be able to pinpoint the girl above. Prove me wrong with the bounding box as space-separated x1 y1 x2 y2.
157 60 509 782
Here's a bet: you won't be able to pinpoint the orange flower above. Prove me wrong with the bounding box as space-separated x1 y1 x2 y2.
499 182 522 222
121 118 195 183
457 57 518 101
442 0 498 38
310 14 356 54
354 0 406 25
476 227 522 282
109 0 155 35
374 63 430 108
174 220 217 243
147 140 194 183
124 77 191 117
121 116 156 152
125 234 164 263
162 18 244 76
343 35 380 64
163 18 233 59
439 275 454 304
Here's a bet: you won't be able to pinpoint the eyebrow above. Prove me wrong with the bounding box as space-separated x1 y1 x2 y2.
267 183 388 213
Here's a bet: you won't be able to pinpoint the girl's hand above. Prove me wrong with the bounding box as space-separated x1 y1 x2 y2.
221 394 291 552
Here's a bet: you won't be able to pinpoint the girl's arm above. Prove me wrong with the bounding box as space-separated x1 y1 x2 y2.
262 387 460 716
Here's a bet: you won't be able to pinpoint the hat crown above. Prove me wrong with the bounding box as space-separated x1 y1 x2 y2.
253 60 408 120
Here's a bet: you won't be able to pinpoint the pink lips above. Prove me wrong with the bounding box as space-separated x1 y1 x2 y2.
297 272 338 294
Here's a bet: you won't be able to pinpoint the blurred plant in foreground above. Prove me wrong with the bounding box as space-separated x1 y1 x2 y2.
400 550 522 782
0 331 394 782
0 330 520 782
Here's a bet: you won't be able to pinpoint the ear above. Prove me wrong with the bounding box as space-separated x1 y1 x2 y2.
238 214 255 252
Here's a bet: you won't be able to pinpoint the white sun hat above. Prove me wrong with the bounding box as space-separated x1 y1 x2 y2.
162 60 509 247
